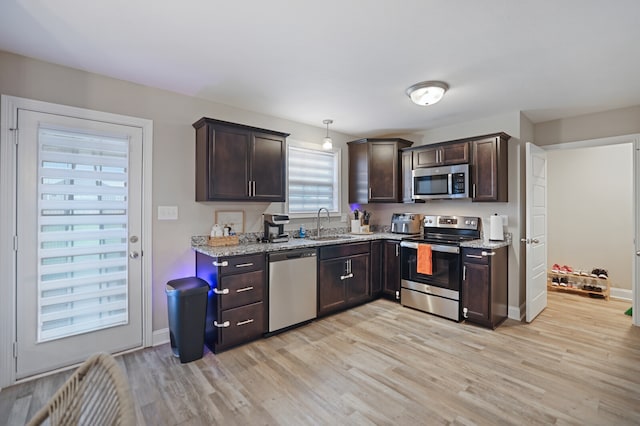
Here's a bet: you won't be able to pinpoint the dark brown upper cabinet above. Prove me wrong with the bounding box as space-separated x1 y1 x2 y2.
193 118 289 202
348 138 413 204
470 133 510 202
413 141 469 168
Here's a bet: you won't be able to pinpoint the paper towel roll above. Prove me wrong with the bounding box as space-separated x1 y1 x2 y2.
489 215 504 241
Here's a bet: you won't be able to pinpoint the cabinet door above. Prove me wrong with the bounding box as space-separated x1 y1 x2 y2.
441 142 469 165
368 142 399 201
471 136 508 202
382 241 401 300
462 261 491 325
401 150 413 203
209 125 251 200
251 133 285 201
370 241 382 296
318 258 347 315
413 146 440 168
346 254 370 306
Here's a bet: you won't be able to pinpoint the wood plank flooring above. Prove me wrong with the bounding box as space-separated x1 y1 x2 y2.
2 292 639 425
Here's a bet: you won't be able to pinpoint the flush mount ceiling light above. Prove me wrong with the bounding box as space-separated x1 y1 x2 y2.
322 119 333 150
406 81 449 106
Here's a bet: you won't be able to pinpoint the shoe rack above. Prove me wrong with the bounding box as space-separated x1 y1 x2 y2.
547 271 610 301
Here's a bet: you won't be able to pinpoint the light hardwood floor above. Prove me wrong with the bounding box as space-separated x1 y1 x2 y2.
2 292 639 425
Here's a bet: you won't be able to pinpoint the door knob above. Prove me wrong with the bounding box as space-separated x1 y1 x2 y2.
636 251 640 256
129 251 140 259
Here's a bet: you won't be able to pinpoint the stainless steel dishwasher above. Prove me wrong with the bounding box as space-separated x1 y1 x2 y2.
267 248 317 333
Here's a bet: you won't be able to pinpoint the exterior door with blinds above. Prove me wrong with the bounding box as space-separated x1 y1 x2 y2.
15 109 143 379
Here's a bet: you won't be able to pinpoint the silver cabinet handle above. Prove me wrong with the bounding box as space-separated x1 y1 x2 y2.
236 286 254 293
237 319 254 326
482 251 495 257
369 187 372 199
340 273 354 280
213 320 230 328
472 183 476 198
213 288 229 295
395 243 399 257
248 181 252 197
213 261 229 267
463 265 466 281
235 262 254 268
252 181 256 197
466 254 483 259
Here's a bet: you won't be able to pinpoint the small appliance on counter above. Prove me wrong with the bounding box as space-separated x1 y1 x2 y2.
390 213 422 235
263 214 290 243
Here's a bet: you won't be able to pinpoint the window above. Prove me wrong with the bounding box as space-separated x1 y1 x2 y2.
287 143 340 215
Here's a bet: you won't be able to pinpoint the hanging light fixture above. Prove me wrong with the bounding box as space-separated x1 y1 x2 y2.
322 119 333 150
406 81 449 106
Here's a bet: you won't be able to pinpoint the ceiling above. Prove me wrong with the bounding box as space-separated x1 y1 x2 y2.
1 0 640 137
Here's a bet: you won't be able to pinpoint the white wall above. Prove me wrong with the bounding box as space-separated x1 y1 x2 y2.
0 51 356 332
547 144 634 290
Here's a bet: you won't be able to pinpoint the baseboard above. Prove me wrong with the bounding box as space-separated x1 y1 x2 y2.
508 303 524 321
152 328 170 346
610 287 633 301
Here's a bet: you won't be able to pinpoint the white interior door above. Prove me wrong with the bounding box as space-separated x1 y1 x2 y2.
635 139 639 327
15 109 143 379
525 142 548 322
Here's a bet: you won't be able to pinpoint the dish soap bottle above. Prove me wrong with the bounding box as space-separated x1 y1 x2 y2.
299 225 306 238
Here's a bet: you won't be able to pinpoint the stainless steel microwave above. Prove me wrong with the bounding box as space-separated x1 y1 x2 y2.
411 163 469 200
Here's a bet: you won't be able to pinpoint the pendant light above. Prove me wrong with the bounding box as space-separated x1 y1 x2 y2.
406 81 449 106
322 119 333 150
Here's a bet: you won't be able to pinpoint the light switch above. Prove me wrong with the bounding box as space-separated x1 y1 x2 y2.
158 206 178 220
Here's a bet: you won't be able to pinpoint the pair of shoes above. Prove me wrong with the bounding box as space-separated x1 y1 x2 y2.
583 284 603 292
559 277 568 287
551 264 562 273
590 268 608 279
552 264 573 274
551 277 560 286
589 293 605 299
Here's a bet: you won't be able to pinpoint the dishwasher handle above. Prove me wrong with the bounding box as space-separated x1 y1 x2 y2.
269 249 317 262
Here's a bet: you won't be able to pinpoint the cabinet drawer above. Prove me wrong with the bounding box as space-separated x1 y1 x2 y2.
219 270 264 310
218 254 265 275
462 248 495 264
320 242 370 260
219 302 265 348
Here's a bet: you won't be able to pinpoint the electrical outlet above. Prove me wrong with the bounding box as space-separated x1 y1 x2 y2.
158 206 178 220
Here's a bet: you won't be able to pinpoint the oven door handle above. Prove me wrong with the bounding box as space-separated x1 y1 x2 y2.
400 241 459 254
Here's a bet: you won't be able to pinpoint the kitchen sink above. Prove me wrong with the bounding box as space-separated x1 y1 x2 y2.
309 235 353 241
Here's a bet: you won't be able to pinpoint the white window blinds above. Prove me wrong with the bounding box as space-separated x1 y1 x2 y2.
288 145 340 214
37 126 130 342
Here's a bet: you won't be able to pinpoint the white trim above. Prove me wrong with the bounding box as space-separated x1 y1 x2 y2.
152 328 170 346
610 287 633 301
0 95 153 387
543 133 640 151
508 303 525 321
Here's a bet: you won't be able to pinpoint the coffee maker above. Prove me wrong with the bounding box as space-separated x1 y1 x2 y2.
263 214 290 243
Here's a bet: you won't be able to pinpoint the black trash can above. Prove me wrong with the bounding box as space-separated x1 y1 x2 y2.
165 277 209 363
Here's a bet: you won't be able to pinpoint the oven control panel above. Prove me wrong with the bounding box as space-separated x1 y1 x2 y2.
423 215 479 230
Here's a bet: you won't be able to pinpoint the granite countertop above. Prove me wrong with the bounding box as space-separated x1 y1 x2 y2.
192 232 405 257
460 234 512 250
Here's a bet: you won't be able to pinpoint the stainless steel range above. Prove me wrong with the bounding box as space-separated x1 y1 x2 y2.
400 215 480 321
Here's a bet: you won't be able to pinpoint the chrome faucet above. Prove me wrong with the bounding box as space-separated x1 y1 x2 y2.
316 207 330 239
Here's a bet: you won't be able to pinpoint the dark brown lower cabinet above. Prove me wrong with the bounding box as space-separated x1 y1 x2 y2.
461 247 508 329
318 242 370 316
196 252 266 353
382 240 401 301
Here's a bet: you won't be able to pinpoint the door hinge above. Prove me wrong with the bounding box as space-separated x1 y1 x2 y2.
10 127 18 145
13 341 18 358
13 235 18 252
